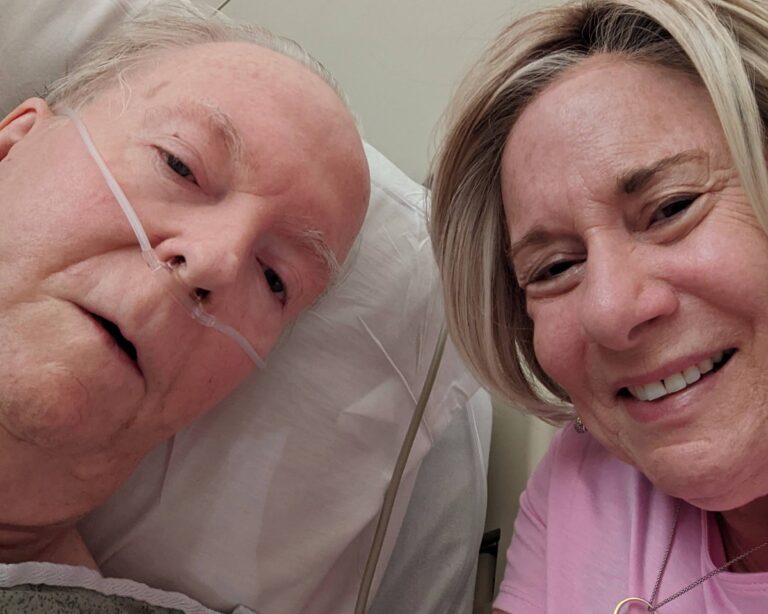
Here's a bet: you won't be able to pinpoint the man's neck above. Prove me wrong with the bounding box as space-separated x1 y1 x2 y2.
0 425 101 569
0 524 98 570
718 495 768 573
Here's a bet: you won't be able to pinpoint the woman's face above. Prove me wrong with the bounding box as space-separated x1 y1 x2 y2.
502 56 768 511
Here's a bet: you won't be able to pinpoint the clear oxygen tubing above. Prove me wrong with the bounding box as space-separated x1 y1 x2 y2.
62 107 266 368
353 326 448 614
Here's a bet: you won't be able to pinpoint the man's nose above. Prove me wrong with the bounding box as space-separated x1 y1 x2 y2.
578 239 678 351
152 216 255 305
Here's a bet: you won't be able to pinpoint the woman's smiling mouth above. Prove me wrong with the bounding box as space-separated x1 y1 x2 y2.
618 349 735 402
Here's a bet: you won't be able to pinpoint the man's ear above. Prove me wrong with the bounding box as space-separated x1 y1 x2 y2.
0 98 54 161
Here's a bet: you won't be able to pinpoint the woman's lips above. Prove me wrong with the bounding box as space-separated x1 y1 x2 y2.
618 350 735 423
620 349 735 402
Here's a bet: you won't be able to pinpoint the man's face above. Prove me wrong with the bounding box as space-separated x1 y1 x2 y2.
0 42 368 496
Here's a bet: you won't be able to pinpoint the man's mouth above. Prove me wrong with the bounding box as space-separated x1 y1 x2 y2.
618 349 735 402
91 313 139 364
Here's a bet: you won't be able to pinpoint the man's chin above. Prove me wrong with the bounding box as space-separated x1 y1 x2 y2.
0 355 143 451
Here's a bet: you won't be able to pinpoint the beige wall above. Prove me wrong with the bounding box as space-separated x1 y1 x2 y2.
486 405 558 589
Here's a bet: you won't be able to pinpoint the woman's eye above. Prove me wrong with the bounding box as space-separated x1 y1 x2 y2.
650 195 698 224
163 151 196 183
264 267 287 303
529 259 578 284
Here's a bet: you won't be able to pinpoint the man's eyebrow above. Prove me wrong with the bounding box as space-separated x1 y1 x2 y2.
149 101 246 166
278 219 341 285
618 149 708 194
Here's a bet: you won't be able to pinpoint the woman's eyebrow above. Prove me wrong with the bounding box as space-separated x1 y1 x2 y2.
509 151 711 264
509 226 554 262
618 149 709 194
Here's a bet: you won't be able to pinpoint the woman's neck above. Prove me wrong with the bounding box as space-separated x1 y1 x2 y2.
717 496 768 573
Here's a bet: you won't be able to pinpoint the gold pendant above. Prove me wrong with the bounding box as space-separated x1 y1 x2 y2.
613 596 652 613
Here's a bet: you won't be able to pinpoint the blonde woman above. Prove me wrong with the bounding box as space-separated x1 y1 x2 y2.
430 0 768 611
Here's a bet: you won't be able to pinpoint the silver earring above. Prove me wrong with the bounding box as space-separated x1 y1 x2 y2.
574 416 587 434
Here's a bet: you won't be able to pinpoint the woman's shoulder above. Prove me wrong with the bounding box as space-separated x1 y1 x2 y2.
496 426 663 613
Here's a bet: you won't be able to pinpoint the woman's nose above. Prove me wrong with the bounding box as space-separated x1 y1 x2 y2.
578 240 678 351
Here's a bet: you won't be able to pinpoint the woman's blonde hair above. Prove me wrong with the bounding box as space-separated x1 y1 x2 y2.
429 0 768 424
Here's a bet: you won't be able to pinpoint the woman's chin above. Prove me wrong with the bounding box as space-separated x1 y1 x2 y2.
649 465 765 512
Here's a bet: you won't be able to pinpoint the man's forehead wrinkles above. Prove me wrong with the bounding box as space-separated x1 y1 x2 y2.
143 79 170 100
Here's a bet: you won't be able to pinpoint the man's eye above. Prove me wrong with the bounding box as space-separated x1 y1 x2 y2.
163 151 195 183
264 267 287 303
650 195 698 224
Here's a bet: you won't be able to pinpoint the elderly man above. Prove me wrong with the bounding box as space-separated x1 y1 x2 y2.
0 1 369 574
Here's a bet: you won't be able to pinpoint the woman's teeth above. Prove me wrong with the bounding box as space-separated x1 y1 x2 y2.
627 351 726 402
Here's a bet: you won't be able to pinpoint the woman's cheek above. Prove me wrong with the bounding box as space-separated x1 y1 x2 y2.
530 304 581 391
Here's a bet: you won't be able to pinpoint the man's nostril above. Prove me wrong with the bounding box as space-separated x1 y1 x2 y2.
168 255 186 268
194 287 210 301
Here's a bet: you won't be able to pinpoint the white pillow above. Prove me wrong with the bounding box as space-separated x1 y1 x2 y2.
1 2 486 613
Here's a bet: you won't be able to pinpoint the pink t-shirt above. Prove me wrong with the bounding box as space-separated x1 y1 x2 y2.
494 428 768 613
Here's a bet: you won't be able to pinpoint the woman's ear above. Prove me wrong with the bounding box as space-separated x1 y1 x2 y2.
0 98 54 161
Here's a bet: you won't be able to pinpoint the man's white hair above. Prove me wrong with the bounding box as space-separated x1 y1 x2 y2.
44 0 353 117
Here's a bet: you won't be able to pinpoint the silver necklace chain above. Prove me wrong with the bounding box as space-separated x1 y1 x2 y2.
646 500 768 611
